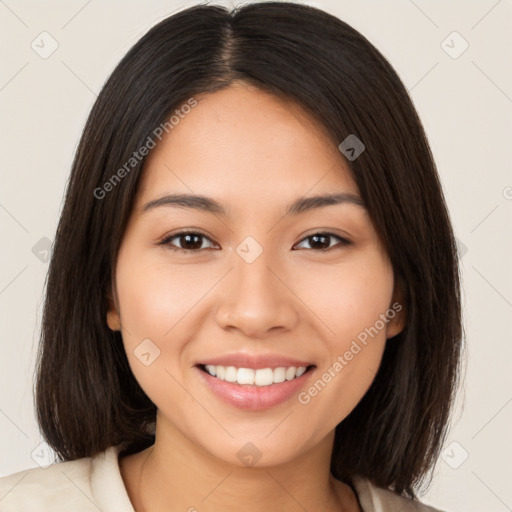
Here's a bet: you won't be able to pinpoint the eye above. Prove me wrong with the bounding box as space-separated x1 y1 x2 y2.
158 231 218 253
158 231 351 253
293 232 352 252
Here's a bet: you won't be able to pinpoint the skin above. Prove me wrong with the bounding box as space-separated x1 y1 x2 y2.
107 80 405 512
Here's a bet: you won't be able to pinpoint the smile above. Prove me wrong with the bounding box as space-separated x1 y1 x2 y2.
201 364 309 386
195 362 316 410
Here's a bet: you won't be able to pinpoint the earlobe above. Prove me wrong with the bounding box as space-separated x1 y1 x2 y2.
107 309 121 331
106 288 121 331
386 279 407 340
386 310 405 339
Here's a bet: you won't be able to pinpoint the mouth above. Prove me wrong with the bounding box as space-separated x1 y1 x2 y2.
194 361 316 410
197 363 316 386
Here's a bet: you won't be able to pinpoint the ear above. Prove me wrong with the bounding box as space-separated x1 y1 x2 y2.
385 277 407 340
106 285 121 332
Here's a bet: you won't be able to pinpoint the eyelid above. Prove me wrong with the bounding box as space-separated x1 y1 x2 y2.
157 229 352 253
292 232 352 253
156 229 217 251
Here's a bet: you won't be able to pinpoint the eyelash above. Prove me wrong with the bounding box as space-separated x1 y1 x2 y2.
157 230 352 253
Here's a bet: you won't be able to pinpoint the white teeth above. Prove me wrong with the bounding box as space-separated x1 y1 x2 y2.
224 366 237 383
273 367 286 383
285 366 296 380
216 366 225 380
254 368 273 386
296 366 307 377
205 364 216 376
203 364 310 386
237 367 255 385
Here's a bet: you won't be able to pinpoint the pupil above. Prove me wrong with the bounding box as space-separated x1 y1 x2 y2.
182 234 201 249
178 234 331 251
310 234 328 249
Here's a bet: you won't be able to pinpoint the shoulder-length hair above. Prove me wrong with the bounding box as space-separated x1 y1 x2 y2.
35 1 464 499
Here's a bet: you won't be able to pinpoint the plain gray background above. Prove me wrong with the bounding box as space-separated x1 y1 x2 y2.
1 1 511 511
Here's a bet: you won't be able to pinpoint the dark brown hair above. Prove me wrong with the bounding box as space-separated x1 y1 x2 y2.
34 1 464 500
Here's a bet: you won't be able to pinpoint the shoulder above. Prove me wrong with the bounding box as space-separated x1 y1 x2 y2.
350 475 447 512
0 445 134 512
0 455 96 511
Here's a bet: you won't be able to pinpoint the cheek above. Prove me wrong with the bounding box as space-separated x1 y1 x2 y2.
115 250 207 342
296 249 395 344
114 248 220 400
114 252 198 408
293 252 394 428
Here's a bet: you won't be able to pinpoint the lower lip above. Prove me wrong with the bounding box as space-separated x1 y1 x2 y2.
195 366 315 410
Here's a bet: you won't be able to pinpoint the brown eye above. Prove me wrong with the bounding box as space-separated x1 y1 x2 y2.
159 232 216 252
158 231 351 254
293 232 352 252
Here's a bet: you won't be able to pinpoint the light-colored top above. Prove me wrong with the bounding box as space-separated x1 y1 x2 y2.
0 444 445 511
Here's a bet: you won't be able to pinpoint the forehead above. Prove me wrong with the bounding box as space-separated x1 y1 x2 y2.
137 82 359 206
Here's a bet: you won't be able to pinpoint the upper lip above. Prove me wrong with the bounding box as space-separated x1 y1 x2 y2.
197 353 315 370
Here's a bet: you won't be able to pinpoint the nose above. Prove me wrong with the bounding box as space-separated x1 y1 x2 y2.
214 246 299 338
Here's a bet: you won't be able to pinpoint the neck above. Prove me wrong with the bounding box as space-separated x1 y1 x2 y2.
125 413 357 512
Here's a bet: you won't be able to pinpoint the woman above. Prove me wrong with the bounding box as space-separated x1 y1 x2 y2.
0 2 463 511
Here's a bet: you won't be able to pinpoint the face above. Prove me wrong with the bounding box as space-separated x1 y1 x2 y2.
107 81 405 468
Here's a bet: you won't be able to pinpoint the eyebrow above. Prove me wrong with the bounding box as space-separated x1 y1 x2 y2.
141 192 366 217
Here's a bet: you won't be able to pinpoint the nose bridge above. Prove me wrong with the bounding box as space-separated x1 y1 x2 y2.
214 235 297 336
232 236 282 310
235 240 276 298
